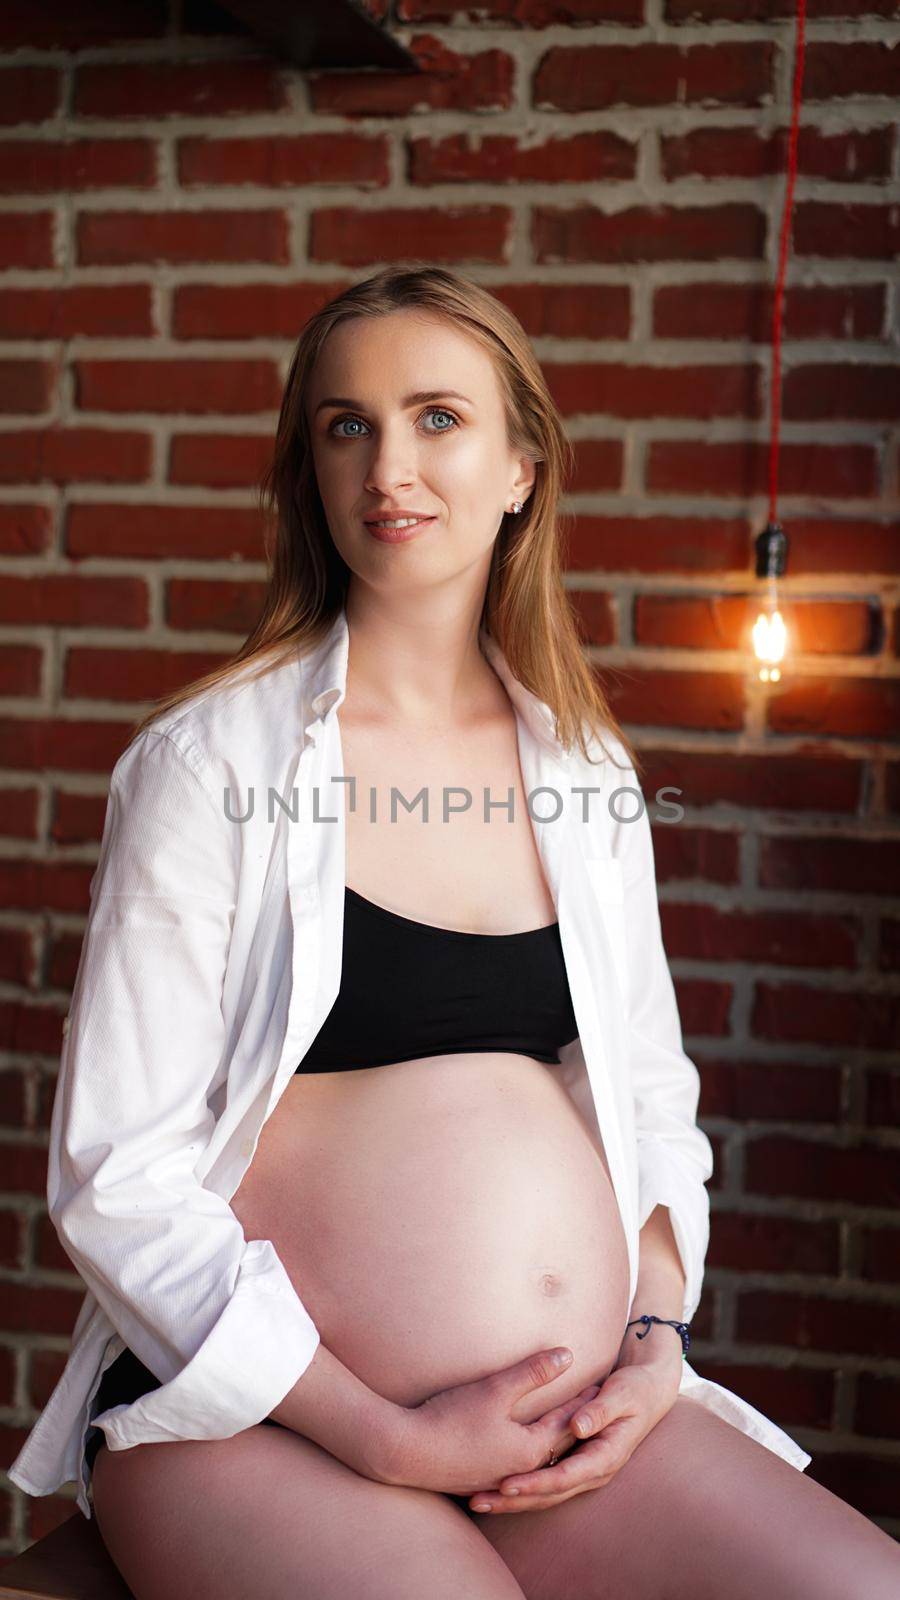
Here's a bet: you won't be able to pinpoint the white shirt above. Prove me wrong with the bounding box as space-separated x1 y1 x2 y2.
9 606 811 1520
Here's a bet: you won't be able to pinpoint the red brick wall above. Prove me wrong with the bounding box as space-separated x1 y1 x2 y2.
1 0 898 1559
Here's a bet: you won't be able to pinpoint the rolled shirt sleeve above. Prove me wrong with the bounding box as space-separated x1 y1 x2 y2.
610 751 714 1326
48 728 321 1446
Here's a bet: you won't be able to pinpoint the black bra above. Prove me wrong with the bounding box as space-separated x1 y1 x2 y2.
296 886 579 1073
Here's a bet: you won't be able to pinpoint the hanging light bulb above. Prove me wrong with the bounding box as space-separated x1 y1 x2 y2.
752 521 789 684
750 0 805 686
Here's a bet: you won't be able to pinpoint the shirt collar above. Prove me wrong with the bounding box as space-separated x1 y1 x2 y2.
304 605 571 761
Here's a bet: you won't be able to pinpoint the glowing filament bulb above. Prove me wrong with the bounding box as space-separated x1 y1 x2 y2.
752 606 787 683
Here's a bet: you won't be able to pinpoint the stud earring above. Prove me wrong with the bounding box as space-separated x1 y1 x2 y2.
510 500 523 514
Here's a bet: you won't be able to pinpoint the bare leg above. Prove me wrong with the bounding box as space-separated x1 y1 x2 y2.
477 1394 900 1600
90 1423 527 1600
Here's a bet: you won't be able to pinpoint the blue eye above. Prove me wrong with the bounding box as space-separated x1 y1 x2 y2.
328 407 460 439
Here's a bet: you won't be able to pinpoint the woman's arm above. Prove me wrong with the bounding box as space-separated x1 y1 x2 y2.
615 1203 686 1378
50 728 324 1444
607 745 715 1329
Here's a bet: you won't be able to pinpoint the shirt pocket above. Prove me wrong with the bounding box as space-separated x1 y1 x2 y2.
585 857 630 1004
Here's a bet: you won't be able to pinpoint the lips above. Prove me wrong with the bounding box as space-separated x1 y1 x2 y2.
364 515 436 543
363 514 433 526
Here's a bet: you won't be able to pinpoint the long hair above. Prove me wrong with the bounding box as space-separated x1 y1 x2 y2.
129 264 640 775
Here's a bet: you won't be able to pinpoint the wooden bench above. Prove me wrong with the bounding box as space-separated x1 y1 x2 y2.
0 1515 132 1600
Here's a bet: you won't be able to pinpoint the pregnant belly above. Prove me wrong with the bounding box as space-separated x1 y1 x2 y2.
230 1053 632 1421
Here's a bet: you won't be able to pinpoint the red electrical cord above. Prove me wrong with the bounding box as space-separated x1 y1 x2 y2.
768 0 808 525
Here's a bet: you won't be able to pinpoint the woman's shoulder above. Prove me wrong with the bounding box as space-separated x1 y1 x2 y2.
114 651 308 795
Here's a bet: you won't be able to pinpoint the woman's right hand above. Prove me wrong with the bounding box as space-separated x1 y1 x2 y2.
378 1348 601 1495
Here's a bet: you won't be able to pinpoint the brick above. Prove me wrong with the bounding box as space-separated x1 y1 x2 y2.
0 574 147 629
0 504 51 554
166 577 266 633
676 1358 834 1430
0 426 152 485
0 716 131 774
173 279 351 340
602 666 745 730
1 1281 84 1338
784 365 900 423
759 835 900 897
498 282 631 340
650 824 740 884
0 66 61 125
409 130 637 185
310 205 510 265
767 1125 892 1224
0 358 57 413
856 1374 900 1439
169 432 273 488
666 0 900 17
674 976 733 1035
0 211 54 269
77 209 290 267
50 792 107 847
569 516 750 574
795 201 900 261
569 440 624 493
766 677 900 739
0 137 154 193
0 645 41 696
66 502 265 561
0 5 166 50
697 1056 842 1122
639 748 863 812
785 518 900 576
737 1286 900 1361
654 281 885 341
647 439 878 499
0 860 93 914
661 901 858 968
804 41 900 100
535 203 764 264
660 125 893 183
549 361 762 420
74 59 286 119
569 589 615 646
534 41 773 110
634 595 877 654
864 1070 900 1131
707 1210 840 1275
877 919 900 973
308 38 515 116
64 646 227 702
179 132 390 189
808 1452 900 1521
751 983 900 1050
859 1224 900 1285
0 284 153 339
74 357 282 415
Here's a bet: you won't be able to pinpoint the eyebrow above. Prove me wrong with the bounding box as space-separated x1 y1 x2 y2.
314 389 474 417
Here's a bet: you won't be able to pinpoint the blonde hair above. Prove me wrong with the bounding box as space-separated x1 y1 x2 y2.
130 264 641 776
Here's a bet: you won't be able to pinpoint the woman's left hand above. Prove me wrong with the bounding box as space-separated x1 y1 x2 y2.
468 1349 682 1515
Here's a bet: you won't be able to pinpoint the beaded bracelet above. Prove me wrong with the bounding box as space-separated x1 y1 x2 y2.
625 1313 691 1358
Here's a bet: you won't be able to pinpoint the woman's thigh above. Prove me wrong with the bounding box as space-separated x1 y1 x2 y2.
90 1423 527 1600
476 1393 900 1600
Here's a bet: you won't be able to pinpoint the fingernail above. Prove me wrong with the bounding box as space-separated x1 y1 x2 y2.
552 1349 572 1369
573 1414 590 1436
500 1486 520 1496
472 1502 491 1513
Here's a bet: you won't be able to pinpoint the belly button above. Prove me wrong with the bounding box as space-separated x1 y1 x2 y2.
538 1272 564 1297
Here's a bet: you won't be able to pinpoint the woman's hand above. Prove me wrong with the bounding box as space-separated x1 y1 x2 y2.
467 1338 683 1514
379 1347 603 1496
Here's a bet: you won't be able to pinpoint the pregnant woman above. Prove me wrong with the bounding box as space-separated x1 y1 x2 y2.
11 267 900 1597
